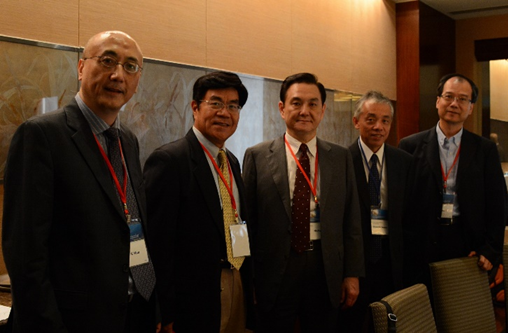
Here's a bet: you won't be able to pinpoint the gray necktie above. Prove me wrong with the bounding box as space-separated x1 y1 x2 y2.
104 128 156 301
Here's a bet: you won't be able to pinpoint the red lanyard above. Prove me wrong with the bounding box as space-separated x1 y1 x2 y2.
284 136 319 204
94 134 130 219
199 143 238 218
440 144 461 191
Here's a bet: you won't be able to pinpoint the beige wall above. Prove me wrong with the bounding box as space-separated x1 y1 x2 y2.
0 0 397 99
490 60 508 122
456 13 508 133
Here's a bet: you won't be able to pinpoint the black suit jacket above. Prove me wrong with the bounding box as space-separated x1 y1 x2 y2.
399 127 507 280
2 99 150 332
242 136 364 312
143 129 253 332
349 141 412 290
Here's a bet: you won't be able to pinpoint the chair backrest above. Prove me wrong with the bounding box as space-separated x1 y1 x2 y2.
429 256 496 333
370 283 437 333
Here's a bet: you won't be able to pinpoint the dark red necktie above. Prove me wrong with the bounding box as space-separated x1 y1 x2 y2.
291 144 311 253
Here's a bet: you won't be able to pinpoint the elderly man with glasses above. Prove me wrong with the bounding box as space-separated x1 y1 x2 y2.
3 31 156 332
399 73 507 290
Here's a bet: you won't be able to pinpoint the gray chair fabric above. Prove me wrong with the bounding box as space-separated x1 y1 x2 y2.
370 283 437 333
429 256 496 333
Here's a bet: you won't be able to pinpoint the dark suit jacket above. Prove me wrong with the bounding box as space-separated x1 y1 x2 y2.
242 136 364 312
399 127 507 280
349 141 412 290
2 98 150 332
143 129 253 332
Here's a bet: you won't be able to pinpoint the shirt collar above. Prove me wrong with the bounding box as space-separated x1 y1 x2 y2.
436 121 462 148
358 137 385 163
192 126 226 158
285 132 317 157
75 93 120 135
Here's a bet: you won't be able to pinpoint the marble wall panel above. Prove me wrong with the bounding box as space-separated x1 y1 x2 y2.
0 41 78 179
1 38 359 178
120 61 206 168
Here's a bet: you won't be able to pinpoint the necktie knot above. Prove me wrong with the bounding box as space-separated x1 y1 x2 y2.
104 128 120 141
370 153 378 168
299 143 308 155
218 150 228 168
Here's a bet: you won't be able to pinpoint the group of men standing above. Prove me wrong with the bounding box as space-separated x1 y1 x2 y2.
2 30 506 333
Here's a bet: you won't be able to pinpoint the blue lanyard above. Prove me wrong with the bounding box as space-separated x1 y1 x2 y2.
358 139 385 202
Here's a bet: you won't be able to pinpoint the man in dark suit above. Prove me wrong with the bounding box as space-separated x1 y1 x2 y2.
399 73 507 287
2 31 156 332
242 73 364 333
144 71 253 333
342 91 412 333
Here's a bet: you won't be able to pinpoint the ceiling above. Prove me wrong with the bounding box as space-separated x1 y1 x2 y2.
393 0 508 20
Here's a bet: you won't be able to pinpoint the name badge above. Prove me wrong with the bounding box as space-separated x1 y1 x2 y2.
230 223 251 257
441 193 454 219
371 208 389 236
310 222 321 240
310 204 321 223
129 220 149 267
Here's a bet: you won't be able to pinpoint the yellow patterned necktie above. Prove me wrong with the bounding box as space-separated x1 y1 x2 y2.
218 150 244 270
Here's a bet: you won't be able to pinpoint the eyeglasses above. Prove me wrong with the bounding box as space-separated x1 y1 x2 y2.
200 100 242 113
440 94 472 105
83 55 142 74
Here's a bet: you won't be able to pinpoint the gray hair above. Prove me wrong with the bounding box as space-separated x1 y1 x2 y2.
353 90 394 119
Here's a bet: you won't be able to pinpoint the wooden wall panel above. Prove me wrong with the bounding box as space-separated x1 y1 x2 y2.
0 0 78 46
290 0 352 92
396 1 420 141
79 0 207 66
1 0 397 102
456 14 508 134
418 2 455 133
351 0 397 100
206 0 292 79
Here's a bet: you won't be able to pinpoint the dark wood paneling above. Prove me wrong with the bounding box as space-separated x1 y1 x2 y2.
396 1 421 142
475 37 508 62
418 2 456 132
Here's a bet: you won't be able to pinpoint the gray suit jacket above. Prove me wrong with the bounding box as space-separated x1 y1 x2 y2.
243 135 364 311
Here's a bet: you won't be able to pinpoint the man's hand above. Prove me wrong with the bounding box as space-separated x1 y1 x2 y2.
468 251 493 271
340 277 359 309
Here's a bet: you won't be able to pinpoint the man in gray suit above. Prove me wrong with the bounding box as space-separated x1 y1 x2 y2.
243 72 364 333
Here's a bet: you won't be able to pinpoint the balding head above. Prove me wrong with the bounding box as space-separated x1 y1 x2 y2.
78 31 143 125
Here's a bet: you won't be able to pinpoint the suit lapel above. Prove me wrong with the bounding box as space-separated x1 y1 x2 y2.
316 139 333 213
66 102 126 220
350 140 370 211
456 129 476 188
187 130 225 235
120 126 147 223
267 137 291 220
424 129 443 191
227 150 246 221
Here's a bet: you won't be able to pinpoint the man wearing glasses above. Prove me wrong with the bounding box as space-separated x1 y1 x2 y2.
399 73 507 288
3 31 156 332
144 71 253 333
